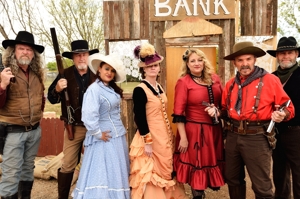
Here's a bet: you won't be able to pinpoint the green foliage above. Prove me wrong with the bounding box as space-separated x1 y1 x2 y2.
46 58 73 71
47 62 57 71
278 0 300 40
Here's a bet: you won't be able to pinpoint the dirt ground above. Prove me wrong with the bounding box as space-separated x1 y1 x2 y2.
0 155 257 199
30 177 257 199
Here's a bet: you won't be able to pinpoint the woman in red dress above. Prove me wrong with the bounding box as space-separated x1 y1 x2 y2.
172 49 225 199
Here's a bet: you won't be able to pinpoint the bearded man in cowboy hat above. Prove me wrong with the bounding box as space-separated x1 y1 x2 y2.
0 30 45 199
47 40 98 199
221 41 295 199
267 36 300 199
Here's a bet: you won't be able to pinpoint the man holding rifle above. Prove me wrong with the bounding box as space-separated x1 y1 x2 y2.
47 40 98 199
0 31 45 199
267 36 300 199
221 41 295 199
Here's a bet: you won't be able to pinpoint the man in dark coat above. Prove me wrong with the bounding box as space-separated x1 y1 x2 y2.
267 36 300 199
47 40 98 199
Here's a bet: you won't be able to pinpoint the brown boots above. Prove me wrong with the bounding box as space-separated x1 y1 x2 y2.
228 184 246 199
57 169 74 199
18 181 33 199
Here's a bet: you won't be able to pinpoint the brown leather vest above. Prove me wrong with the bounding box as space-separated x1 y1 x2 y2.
60 66 97 124
0 69 43 126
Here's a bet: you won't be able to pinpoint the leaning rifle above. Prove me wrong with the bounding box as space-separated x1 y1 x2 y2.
50 28 75 140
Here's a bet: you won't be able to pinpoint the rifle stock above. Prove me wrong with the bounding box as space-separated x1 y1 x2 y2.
50 28 74 140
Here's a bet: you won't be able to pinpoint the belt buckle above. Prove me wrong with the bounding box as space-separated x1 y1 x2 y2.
25 125 32 131
238 121 247 135
238 128 247 135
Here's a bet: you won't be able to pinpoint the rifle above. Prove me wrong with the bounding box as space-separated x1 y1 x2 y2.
50 28 74 140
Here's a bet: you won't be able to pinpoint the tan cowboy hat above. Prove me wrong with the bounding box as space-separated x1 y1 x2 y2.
223 41 266 60
2 31 45 53
90 53 126 83
62 40 99 59
267 36 300 57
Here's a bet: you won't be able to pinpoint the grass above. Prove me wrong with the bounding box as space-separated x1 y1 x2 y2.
43 79 139 116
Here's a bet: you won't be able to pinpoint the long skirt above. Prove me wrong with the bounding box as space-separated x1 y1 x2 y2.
72 135 130 199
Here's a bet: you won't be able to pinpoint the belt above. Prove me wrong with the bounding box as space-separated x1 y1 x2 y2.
6 122 39 133
231 119 270 127
287 126 300 129
233 126 265 135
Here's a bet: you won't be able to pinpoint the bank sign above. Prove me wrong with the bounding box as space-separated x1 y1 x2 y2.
150 0 235 21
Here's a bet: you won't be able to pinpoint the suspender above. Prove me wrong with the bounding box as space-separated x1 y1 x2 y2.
226 77 264 120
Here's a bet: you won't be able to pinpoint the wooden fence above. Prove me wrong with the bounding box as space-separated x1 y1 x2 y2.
37 95 135 157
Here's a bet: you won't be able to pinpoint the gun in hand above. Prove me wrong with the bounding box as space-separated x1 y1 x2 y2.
266 100 291 133
202 101 219 124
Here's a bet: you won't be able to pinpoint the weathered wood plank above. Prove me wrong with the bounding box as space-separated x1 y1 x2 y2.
165 36 220 46
103 2 110 39
123 1 130 39
113 2 121 39
132 0 140 39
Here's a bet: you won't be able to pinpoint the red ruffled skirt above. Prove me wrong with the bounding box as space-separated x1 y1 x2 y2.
173 122 225 190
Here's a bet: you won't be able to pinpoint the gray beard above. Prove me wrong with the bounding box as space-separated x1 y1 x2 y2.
278 60 297 69
18 58 31 65
77 64 87 70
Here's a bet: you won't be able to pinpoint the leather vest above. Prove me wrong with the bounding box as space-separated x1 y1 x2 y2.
60 66 97 124
0 69 43 126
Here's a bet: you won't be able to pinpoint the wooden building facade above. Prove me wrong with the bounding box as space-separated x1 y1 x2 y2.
103 0 278 144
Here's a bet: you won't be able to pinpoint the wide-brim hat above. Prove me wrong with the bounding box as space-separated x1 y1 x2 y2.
62 40 99 59
90 53 126 83
2 31 45 53
134 43 164 67
267 36 300 57
224 41 266 60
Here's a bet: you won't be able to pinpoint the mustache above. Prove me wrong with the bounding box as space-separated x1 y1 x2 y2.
240 65 251 70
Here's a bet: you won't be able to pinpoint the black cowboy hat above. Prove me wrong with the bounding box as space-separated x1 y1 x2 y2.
2 31 45 53
223 41 266 60
267 36 300 57
62 40 99 59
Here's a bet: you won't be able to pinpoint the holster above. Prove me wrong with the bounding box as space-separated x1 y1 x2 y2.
0 124 7 155
263 123 277 150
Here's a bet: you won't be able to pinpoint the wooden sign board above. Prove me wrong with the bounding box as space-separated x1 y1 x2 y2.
150 0 235 21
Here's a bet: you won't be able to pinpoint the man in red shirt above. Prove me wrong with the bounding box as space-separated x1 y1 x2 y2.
221 41 295 199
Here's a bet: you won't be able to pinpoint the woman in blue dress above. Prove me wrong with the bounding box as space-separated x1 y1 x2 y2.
72 53 130 199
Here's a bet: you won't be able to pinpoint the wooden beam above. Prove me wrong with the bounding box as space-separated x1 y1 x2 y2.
163 17 223 39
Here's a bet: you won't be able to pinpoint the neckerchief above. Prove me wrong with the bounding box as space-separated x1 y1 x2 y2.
234 66 268 112
276 63 299 84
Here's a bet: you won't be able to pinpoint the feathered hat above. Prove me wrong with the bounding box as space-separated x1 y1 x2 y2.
133 43 164 67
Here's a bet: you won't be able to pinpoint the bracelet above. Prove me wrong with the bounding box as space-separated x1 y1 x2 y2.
142 133 153 144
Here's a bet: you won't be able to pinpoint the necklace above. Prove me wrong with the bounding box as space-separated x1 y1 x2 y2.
143 79 160 93
191 74 202 81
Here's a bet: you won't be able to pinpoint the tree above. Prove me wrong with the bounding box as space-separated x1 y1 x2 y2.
277 0 300 40
0 0 104 60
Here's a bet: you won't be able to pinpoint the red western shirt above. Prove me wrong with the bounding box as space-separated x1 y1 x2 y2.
221 73 294 121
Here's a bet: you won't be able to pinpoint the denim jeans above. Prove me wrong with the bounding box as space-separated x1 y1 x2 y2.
0 126 41 197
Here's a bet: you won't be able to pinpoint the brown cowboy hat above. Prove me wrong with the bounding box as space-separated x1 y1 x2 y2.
2 31 45 53
62 40 99 59
223 41 266 60
267 36 300 57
